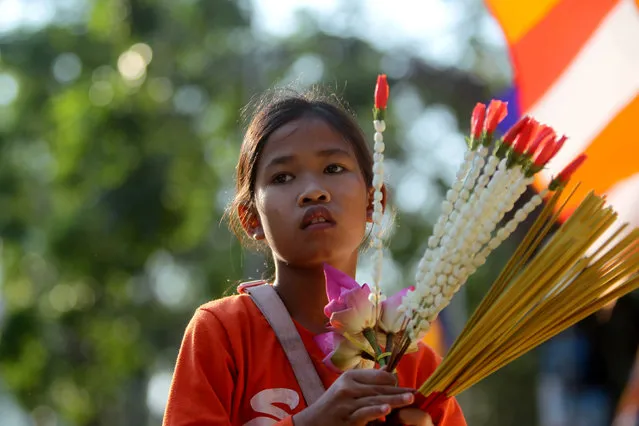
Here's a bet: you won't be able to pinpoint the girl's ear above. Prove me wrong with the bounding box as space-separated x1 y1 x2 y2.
238 204 265 240
366 184 387 222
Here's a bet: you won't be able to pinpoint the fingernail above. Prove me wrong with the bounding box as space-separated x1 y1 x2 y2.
380 404 390 413
403 393 414 403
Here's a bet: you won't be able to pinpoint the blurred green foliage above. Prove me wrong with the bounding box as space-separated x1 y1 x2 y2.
0 0 538 425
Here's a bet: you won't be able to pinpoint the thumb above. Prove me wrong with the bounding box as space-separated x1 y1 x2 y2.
397 408 434 426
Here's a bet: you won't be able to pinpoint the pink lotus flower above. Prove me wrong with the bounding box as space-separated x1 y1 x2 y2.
379 286 413 333
314 331 375 372
323 264 377 335
319 264 418 370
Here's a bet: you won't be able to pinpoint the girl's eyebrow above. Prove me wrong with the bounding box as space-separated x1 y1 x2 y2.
263 148 353 170
316 147 352 159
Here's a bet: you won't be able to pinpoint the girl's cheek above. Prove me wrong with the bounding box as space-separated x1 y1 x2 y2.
254 188 272 209
338 181 369 201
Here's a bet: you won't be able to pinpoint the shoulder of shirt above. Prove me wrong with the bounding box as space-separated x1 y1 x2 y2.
179 294 262 355
197 293 258 319
190 293 268 336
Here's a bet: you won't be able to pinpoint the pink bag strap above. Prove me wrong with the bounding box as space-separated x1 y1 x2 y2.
242 283 326 405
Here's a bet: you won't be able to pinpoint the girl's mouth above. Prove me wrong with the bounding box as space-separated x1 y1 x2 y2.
301 206 336 230
305 219 335 231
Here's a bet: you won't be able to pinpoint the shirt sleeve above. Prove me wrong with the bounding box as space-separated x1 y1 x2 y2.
162 308 305 426
162 308 237 426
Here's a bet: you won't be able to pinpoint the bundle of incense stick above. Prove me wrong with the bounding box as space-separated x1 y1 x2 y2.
415 187 639 405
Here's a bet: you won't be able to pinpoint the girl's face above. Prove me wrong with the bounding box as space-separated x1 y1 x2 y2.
252 117 371 268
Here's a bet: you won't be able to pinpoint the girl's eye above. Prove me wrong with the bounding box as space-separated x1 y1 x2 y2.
325 164 345 174
272 173 293 184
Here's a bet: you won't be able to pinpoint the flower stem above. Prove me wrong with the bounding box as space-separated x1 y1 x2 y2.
385 332 394 356
363 328 386 367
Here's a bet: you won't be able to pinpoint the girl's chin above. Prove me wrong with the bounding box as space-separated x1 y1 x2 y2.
279 249 356 269
272 234 364 267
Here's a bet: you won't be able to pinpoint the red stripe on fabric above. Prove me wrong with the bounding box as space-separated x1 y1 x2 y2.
512 0 619 111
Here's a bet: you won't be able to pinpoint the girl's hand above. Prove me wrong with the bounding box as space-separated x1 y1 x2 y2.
397 408 434 426
292 369 416 426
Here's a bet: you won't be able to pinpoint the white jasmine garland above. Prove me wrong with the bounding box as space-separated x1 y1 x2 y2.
405 153 535 338
369 120 387 311
393 109 584 346
477 189 547 261
416 149 478 280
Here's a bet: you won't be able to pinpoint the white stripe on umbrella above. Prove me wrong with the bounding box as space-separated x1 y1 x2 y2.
529 0 639 185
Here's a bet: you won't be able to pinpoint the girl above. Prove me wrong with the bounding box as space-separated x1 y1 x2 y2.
163 90 467 426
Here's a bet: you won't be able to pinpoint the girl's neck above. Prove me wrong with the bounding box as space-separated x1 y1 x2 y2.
273 257 358 335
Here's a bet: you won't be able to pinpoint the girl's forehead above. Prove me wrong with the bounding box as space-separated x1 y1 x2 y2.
262 117 356 157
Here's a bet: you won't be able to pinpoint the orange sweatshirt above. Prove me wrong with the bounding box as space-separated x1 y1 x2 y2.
163 293 467 426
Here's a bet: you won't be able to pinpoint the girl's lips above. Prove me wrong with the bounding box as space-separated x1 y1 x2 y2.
304 221 336 231
300 206 336 229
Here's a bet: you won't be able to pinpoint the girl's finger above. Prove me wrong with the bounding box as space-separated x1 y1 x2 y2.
350 403 391 424
348 369 397 385
397 408 434 426
354 392 414 410
353 383 416 397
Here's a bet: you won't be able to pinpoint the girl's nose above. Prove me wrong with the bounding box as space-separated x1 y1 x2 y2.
298 185 331 206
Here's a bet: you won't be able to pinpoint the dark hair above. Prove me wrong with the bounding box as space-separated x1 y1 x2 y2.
227 88 374 248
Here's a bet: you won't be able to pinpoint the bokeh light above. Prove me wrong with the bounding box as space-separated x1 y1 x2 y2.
117 50 147 81
0 73 19 106
52 53 82 84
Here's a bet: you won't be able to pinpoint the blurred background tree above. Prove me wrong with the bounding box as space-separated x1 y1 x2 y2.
0 0 539 425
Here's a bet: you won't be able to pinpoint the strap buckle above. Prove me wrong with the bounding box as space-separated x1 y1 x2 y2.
237 280 267 294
